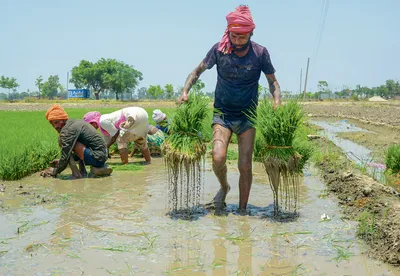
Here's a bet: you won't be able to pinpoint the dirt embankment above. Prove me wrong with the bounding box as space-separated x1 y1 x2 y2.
304 102 400 128
313 138 400 265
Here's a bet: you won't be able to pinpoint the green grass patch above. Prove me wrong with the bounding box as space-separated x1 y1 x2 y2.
357 211 376 239
332 245 354 263
386 144 400 174
109 163 143 171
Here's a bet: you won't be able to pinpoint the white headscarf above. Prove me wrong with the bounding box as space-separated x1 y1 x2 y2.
152 109 166 123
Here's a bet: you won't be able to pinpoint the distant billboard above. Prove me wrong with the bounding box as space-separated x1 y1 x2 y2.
68 89 90 99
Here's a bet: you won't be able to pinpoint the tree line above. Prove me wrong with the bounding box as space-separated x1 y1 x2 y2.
1 58 399 101
0 57 211 101
305 79 400 100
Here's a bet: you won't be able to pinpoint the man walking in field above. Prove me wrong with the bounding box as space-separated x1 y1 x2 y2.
41 104 112 178
178 5 281 212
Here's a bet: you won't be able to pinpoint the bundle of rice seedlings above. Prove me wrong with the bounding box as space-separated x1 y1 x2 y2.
161 92 209 214
293 127 314 173
251 100 307 216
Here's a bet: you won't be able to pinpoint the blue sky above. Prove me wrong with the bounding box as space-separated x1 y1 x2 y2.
0 0 399 95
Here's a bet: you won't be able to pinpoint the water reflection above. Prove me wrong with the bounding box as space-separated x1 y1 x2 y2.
310 119 386 183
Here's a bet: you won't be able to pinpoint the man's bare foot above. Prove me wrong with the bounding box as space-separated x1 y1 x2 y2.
205 185 231 210
71 171 84 179
237 208 249 216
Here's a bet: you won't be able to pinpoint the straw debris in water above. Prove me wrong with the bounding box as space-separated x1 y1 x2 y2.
162 92 209 213
251 100 310 216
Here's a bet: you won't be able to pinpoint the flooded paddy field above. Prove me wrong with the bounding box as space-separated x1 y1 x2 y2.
1 101 400 275
1 158 398 275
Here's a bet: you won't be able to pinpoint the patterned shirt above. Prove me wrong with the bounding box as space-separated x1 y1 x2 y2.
203 41 275 120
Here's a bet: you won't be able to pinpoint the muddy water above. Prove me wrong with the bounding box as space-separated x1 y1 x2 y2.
310 119 386 183
0 159 398 275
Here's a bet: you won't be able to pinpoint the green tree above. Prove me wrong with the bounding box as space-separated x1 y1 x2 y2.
281 90 293 99
354 84 362 98
377 85 389 98
103 59 143 100
317 81 328 96
318 81 328 91
58 85 68 99
0 76 7 92
35 76 43 98
70 58 143 100
164 84 174 99
385 79 400 97
0 76 19 100
317 80 331 99
20 91 29 99
41 75 61 99
175 86 184 98
147 85 164 99
258 84 270 98
137 87 147 99
362 86 373 98
191 79 205 93
70 60 105 100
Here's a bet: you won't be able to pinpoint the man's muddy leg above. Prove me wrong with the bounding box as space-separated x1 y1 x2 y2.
237 128 256 211
206 124 232 209
71 141 88 179
130 144 138 157
78 159 87 177
69 156 83 179
119 148 129 164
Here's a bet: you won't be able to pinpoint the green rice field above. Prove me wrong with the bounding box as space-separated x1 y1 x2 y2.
0 107 214 181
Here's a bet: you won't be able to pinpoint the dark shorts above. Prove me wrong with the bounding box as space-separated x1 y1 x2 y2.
83 148 105 168
212 114 254 135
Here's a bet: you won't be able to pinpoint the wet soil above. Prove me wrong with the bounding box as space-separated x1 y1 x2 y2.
1 101 400 274
1 159 398 275
311 136 400 266
304 101 400 128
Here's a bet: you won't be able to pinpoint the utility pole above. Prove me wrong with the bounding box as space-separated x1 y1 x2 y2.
66 71 69 91
299 68 302 95
303 58 310 101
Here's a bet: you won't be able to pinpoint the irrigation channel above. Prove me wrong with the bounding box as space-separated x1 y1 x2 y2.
1 156 398 275
310 118 387 183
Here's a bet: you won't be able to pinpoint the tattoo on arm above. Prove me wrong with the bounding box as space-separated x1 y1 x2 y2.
183 62 207 93
266 74 281 100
